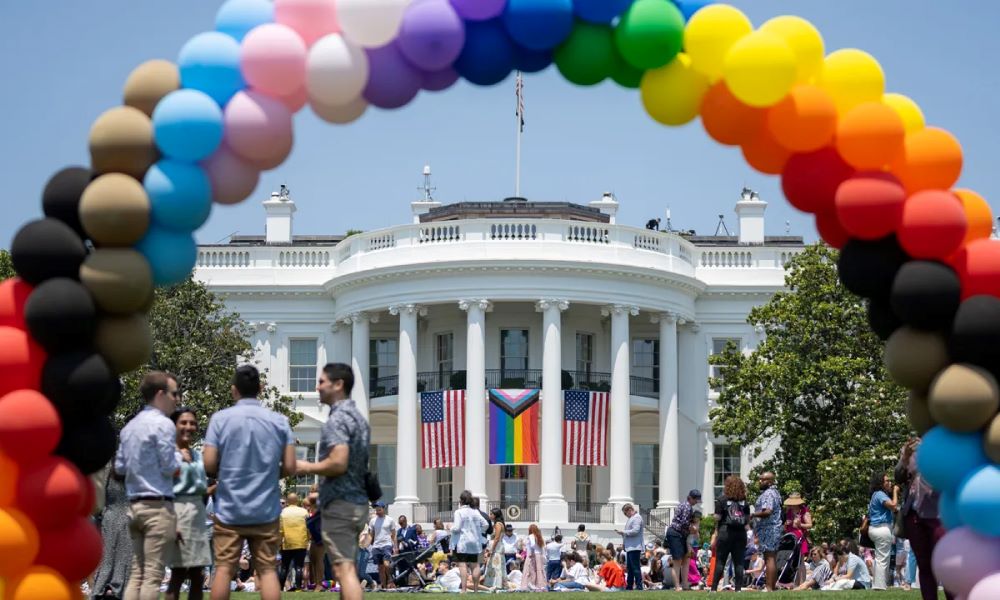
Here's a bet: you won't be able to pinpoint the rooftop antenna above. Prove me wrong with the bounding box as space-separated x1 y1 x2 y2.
278 184 290 200
714 214 731 236
785 220 791 235
418 164 436 201
665 206 673 232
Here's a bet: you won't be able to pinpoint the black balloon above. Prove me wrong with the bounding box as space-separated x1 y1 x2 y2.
950 295 1000 376
42 166 92 237
10 218 87 284
838 236 909 301
41 351 116 419
868 298 902 341
55 414 117 475
890 261 961 331
24 278 97 352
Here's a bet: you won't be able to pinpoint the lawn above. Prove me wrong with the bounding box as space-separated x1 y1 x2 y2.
196 591 943 599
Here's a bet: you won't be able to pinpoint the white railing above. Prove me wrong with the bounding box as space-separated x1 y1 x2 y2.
197 250 250 268
697 247 803 269
278 250 330 267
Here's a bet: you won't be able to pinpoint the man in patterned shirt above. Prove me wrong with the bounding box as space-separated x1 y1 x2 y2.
665 489 701 591
752 472 784 591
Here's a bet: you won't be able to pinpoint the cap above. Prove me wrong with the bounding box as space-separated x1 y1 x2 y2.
372 500 387 508
505 524 514 530
688 489 702 499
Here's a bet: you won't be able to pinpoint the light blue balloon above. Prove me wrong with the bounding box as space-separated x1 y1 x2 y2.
939 490 963 530
916 426 989 494
673 0 713 21
136 225 198 286
957 465 1000 537
144 160 213 233
152 90 224 162
503 0 574 51
178 31 245 106
216 0 274 42
573 0 633 24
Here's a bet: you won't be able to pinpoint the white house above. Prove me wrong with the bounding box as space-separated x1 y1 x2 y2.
193 182 803 533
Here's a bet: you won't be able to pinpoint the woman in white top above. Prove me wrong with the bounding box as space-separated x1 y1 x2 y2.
450 490 489 593
520 524 548 591
483 508 507 590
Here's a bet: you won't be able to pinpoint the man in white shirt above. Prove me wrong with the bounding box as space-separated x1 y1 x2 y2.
367 502 397 589
551 553 591 590
436 560 462 593
500 524 519 568
545 534 564 583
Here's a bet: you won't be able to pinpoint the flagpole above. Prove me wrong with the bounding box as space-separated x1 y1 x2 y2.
515 70 522 198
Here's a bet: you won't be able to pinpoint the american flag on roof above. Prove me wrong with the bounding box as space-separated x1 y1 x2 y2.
421 390 465 468
563 390 608 466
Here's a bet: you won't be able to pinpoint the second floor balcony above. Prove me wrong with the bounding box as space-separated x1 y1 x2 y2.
368 369 659 400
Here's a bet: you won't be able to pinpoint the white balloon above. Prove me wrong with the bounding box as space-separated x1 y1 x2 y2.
310 96 369 124
336 0 410 48
306 33 369 107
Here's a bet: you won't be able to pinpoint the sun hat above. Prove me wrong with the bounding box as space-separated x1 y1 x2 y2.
784 492 806 506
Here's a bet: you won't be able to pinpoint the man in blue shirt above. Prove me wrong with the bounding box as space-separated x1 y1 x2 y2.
115 371 182 600
614 503 644 590
204 365 296 600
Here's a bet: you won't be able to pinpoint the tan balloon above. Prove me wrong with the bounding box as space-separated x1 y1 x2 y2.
883 327 949 391
906 390 935 436
123 60 180 117
80 249 154 314
79 173 150 246
985 414 1000 464
95 312 152 374
89 106 158 179
928 364 1000 432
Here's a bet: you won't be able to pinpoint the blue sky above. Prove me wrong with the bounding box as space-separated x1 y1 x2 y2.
1 1 998 246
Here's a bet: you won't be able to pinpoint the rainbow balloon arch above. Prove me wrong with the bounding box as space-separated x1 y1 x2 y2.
1 0 1000 597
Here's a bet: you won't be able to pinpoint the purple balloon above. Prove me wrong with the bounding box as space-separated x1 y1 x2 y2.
398 0 466 71
931 526 1000 597
450 0 506 21
422 67 459 92
363 43 423 109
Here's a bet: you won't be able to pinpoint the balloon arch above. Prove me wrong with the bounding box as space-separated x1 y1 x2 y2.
2 0 1000 597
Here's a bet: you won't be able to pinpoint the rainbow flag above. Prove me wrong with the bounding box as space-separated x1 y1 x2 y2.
488 389 540 465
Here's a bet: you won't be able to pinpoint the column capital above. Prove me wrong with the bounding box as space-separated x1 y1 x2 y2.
535 298 569 313
458 298 492 313
649 311 678 325
683 321 701 332
601 304 639 318
343 311 379 325
389 303 427 318
261 321 278 334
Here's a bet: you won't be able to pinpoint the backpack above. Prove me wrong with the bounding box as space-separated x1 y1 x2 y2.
726 500 748 527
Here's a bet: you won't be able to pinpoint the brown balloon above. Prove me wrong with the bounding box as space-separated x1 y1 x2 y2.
906 390 935 436
884 327 950 392
928 364 1000 432
89 106 158 179
95 313 152 374
80 250 154 314
123 60 180 117
79 173 150 246
985 414 1000 464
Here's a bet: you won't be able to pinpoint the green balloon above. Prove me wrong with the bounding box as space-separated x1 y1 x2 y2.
554 21 617 86
614 0 685 70
611 47 644 88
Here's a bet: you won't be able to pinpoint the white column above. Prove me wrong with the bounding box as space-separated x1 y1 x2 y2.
702 430 715 499
330 322 352 364
537 299 569 523
655 313 680 508
459 299 490 500
346 311 377 419
604 304 638 508
390 304 425 519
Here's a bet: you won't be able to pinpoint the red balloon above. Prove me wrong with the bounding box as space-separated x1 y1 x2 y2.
16 457 88 530
815 211 850 249
0 326 46 398
953 238 1000 299
0 390 62 463
781 147 856 214
897 190 967 259
35 516 102 582
834 172 906 240
0 278 33 329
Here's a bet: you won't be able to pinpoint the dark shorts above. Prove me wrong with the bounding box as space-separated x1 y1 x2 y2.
371 546 393 564
665 529 686 560
453 553 480 564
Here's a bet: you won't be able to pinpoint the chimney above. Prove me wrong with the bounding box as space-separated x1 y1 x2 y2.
735 187 766 244
589 192 619 224
264 186 296 244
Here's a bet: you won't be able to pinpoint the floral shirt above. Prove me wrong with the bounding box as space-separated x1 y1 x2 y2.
668 502 693 537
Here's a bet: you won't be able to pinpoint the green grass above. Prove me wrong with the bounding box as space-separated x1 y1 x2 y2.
192 591 943 599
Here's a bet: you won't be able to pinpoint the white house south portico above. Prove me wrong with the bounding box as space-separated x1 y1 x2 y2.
195 185 803 532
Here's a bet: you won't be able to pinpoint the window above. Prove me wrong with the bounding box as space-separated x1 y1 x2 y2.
436 469 453 509
293 444 317 495
499 465 528 506
369 444 396 504
436 333 454 378
289 339 318 393
575 466 593 509
500 329 529 382
369 338 399 395
714 444 742 499
632 443 659 510
710 338 740 390
631 339 659 394
575 333 594 381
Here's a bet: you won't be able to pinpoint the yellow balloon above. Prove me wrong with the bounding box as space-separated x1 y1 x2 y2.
684 4 753 82
760 15 824 83
640 53 710 126
817 48 885 115
882 93 925 133
722 31 797 108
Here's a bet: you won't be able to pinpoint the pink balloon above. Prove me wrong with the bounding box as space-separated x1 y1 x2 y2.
276 85 309 112
241 24 308 97
275 0 340 46
970 573 1000 600
449 0 505 21
201 143 261 205
224 90 294 170
932 527 1000 596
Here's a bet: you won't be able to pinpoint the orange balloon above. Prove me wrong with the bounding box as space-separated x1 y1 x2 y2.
700 82 766 146
5 566 75 600
890 127 963 194
954 189 993 243
766 84 837 152
835 102 905 170
0 451 16 507
742 127 791 175
0 508 39 577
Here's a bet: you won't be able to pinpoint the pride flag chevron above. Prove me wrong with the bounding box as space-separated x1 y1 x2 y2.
488 389 540 465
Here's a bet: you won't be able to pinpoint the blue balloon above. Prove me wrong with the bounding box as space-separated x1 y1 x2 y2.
454 19 515 86
503 0 574 51
136 225 198 286
216 0 274 42
916 426 989 494
152 90 224 162
178 31 245 106
673 0 713 21
939 490 963 529
573 0 633 24
512 44 553 73
957 465 1000 537
144 160 213 233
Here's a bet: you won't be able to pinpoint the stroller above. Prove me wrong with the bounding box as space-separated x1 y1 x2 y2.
775 533 803 585
390 544 438 589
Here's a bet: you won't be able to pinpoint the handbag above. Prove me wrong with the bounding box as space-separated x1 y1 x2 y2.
364 470 382 502
858 515 874 549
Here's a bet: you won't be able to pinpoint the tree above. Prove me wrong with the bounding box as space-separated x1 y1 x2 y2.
116 278 302 435
708 243 910 541
0 249 13 281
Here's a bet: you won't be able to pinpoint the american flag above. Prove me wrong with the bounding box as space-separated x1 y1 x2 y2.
515 70 525 133
562 390 608 466
421 390 465 468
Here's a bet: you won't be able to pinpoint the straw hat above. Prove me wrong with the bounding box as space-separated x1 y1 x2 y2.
784 492 806 506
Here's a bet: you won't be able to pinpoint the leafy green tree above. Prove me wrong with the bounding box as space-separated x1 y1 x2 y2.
0 249 13 281
709 243 910 541
115 278 302 435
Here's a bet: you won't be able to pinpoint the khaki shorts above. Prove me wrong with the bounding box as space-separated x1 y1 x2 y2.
213 517 281 573
320 500 368 565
